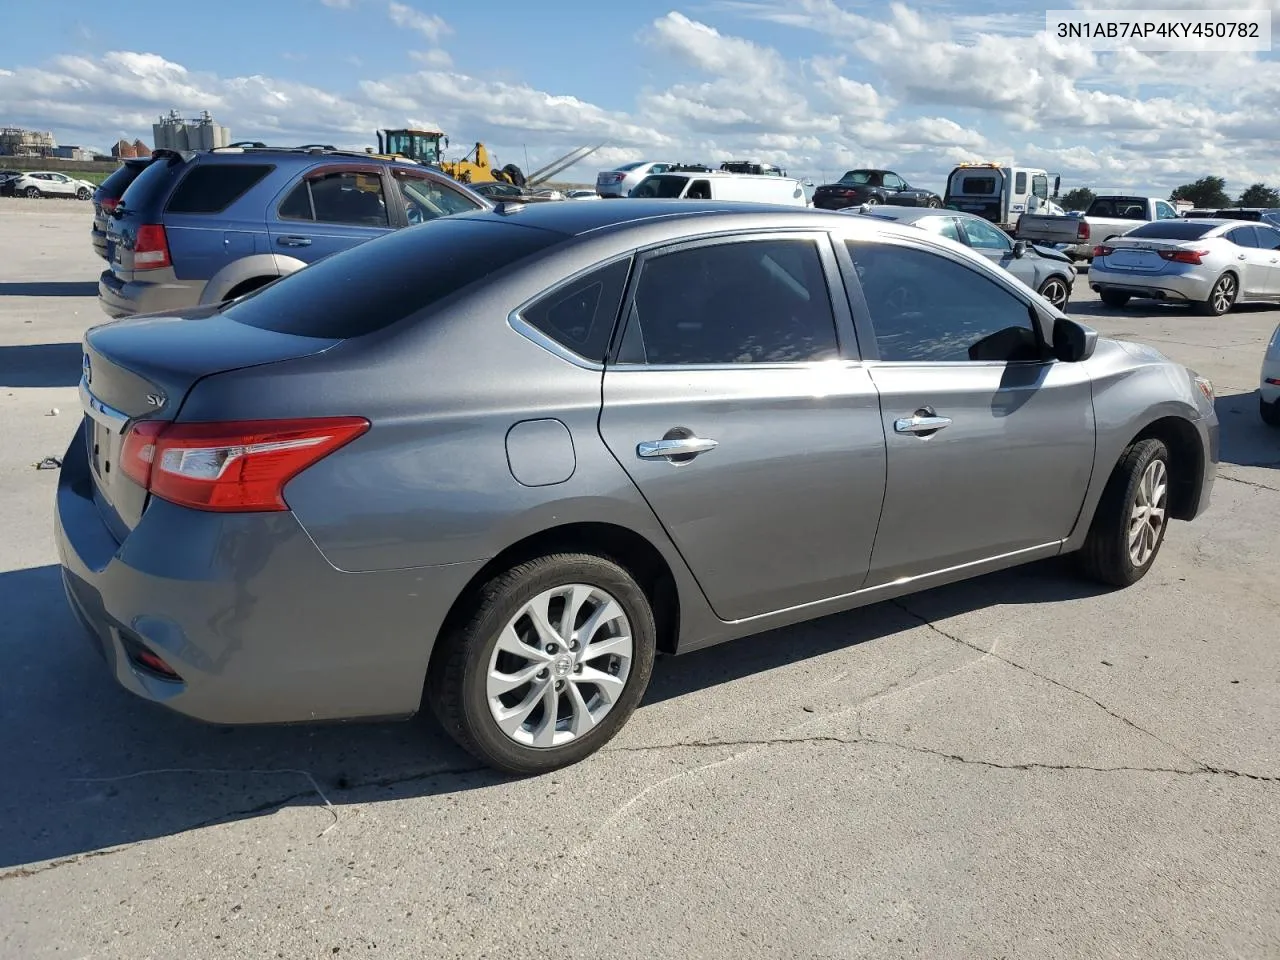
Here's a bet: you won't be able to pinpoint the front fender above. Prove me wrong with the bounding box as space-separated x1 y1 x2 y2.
198 254 308 306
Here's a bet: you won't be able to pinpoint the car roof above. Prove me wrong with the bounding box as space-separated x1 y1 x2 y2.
452 199 848 237
850 205 950 223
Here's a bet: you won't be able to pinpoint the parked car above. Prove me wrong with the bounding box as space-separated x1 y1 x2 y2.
847 204 1076 310
10 170 96 200
91 157 154 259
58 201 1218 775
1261 322 1280 427
813 169 941 210
471 180 556 203
1090 219 1280 315
595 160 675 198
943 163 1064 232
719 160 787 176
98 146 490 318
1016 195 1183 261
564 189 601 201
629 171 809 206
1212 207 1280 228
0 169 23 196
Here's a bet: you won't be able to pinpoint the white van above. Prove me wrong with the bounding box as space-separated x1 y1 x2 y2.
629 171 810 207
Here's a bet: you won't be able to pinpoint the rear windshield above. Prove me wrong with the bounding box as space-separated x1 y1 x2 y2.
167 163 274 214
1211 209 1261 221
956 176 997 195
223 218 564 339
97 160 149 198
630 175 689 198
1126 221 1215 240
1086 197 1148 219
118 154 187 213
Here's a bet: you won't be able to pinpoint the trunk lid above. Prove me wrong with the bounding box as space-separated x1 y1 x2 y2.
1102 237 1193 273
80 307 341 539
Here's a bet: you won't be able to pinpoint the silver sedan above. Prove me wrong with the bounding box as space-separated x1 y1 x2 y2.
1090 219 1280 315
844 205 1077 310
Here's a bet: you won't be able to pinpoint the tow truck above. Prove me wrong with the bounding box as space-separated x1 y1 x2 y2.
943 162 1065 234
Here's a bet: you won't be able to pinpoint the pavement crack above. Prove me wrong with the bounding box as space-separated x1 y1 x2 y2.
0 847 126 882
1220 474 1280 493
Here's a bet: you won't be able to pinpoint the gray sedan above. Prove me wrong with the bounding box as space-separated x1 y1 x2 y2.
845 204 1077 310
1091 219 1280 315
56 201 1218 775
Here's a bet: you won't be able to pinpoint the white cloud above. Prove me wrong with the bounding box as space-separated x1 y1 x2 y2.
387 3 449 43
409 48 452 68
321 0 354 7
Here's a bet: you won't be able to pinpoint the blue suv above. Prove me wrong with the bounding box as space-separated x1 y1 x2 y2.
98 146 491 318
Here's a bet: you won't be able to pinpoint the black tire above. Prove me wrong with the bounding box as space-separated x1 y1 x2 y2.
1077 438 1171 587
1261 396 1280 428
1038 274 1072 311
862 195 880 206
926 197 941 208
1100 290 1130 308
1196 272 1238 317
501 163 527 188
427 553 657 775
76 187 91 200
223 276 274 302
23 186 40 199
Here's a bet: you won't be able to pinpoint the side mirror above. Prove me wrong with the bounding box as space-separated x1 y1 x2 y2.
1053 316 1098 362
1013 239 1030 258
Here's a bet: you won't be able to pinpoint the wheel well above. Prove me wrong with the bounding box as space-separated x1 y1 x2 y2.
1132 416 1203 520
430 523 682 670
224 276 274 301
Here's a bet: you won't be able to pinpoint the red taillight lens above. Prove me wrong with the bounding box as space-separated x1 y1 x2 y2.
1158 249 1207 264
133 224 171 270
100 197 118 212
1076 221 1090 240
120 417 369 512
1093 244 1114 257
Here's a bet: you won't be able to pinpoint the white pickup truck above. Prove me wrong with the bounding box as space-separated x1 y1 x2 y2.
1015 195 1184 261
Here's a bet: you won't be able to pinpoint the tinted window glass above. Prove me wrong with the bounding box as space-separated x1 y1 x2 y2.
1086 197 1148 219
278 180 313 220
846 241 1040 363
962 217 1011 251
307 172 389 226
97 160 148 199
224 218 563 339
686 179 712 199
1014 172 1027 194
921 217 961 241
959 176 996 195
1032 174 1049 200
118 154 186 213
1226 226 1261 248
621 239 838 365
1155 201 1179 219
166 164 274 214
1255 226 1280 250
1126 221 1215 240
520 258 631 363
630 175 689 198
394 171 484 222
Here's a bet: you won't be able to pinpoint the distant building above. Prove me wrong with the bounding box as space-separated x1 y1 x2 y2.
53 145 93 161
133 139 151 157
0 126 56 157
152 109 231 152
111 138 153 159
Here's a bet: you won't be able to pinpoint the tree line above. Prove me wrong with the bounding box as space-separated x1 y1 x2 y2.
1059 177 1279 211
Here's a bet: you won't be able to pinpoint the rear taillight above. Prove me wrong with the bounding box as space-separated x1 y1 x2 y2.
1076 221 1090 240
1158 249 1207 264
99 197 118 212
1093 244 1114 257
133 224 171 269
120 417 369 512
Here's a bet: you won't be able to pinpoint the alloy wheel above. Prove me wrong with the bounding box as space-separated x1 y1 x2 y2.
1212 275 1236 315
1040 278 1070 310
486 584 633 748
1128 458 1167 567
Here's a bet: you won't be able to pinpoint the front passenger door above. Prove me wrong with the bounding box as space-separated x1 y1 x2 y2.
1253 225 1280 296
597 234 888 621
957 216 1038 288
838 236 1095 584
1225 226 1272 298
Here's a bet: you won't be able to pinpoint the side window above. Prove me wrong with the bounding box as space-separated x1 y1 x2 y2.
1255 226 1280 250
846 241 1041 364
53 174 69 183
686 179 711 200
922 217 962 242
394 172 483 222
280 171 389 227
519 258 631 363
961 217 1012 252
619 239 839 365
883 174 904 190
1155 201 1178 220
167 164 274 214
1227 226 1260 248
1032 174 1049 200
1014 172 1028 194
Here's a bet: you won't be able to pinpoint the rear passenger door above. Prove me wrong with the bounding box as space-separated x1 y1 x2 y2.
597 233 888 622
162 162 276 281
268 164 394 264
836 234 1095 584
1224 226 1273 298
1254 225 1280 296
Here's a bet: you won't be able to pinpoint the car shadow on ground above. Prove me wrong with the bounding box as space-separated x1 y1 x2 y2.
1067 295 1277 323
0 557 1110 870
0 342 83 388
1215 391 1280 468
0 282 98 298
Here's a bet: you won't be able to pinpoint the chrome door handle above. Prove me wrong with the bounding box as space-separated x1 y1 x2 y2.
895 414 952 434
637 437 718 459
278 236 312 247
1237 254 1247 260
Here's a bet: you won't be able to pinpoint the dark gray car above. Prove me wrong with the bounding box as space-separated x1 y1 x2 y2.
56 201 1218 775
846 204 1077 310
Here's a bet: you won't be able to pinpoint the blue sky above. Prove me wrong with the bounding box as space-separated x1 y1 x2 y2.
1 0 1277 194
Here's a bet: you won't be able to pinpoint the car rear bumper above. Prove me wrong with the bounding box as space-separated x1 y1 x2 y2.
97 269 206 319
54 418 485 725
1089 265 1213 302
